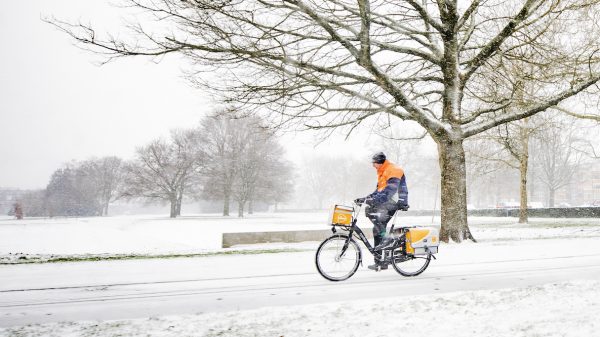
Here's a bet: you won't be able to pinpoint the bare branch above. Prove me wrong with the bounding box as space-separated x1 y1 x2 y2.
462 0 541 83
464 74 600 137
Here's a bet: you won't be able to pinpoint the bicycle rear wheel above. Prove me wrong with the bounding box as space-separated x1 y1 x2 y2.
315 234 361 281
391 250 431 277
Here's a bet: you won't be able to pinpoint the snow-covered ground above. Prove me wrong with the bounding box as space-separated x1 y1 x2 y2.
0 213 327 263
2 280 598 337
1 213 599 336
2 212 600 263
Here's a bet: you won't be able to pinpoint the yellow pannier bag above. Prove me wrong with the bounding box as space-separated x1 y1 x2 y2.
405 227 439 255
330 205 353 226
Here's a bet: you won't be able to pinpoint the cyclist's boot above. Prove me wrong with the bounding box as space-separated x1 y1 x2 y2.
367 263 379 271
368 262 388 271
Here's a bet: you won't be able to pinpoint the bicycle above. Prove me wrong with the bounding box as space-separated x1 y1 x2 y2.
315 200 438 281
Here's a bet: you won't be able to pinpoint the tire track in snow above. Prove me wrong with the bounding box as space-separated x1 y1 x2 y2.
2 258 600 309
2 252 600 293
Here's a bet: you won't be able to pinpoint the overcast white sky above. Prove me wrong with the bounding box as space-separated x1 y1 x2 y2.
0 1 379 189
0 1 209 189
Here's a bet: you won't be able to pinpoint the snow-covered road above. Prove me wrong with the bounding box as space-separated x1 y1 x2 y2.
2 237 600 328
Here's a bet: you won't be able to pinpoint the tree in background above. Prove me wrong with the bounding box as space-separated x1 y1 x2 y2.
46 164 101 216
233 120 293 217
251 156 294 213
533 118 586 207
123 128 205 218
15 190 47 217
51 0 600 241
201 114 294 216
79 156 125 216
200 114 243 216
27 156 125 217
468 117 543 223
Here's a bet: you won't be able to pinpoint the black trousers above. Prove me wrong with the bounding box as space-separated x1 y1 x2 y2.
365 202 397 250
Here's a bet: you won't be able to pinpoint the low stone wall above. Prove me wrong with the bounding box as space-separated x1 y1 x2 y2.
469 207 600 218
274 208 600 218
222 228 374 248
398 207 600 217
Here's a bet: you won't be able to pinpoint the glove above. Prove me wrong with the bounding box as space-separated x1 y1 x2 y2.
365 197 374 206
354 197 366 204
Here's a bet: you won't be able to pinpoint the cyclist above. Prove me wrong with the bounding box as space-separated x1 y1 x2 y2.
355 152 408 271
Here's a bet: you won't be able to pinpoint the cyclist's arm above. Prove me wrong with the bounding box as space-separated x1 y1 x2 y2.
368 178 401 204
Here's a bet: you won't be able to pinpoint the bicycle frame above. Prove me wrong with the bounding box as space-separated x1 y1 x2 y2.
334 202 382 261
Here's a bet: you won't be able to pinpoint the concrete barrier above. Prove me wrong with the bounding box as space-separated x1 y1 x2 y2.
468 207 600 218
222 229 374 248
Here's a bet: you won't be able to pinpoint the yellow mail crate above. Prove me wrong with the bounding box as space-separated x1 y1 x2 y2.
405 227 439 255
331 205 353 226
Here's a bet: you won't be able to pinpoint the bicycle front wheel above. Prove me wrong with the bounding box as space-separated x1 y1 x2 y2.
315 234 361 281
391 250 431 277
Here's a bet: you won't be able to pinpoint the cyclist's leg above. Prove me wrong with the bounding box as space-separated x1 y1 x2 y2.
366 204 393 268
374 202 396 230
366 205 387 248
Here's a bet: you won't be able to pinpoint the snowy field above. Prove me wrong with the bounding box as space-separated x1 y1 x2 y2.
2 212 600 263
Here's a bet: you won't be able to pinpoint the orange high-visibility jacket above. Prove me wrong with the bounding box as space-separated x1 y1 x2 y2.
369 160 408 205
376 160 404 191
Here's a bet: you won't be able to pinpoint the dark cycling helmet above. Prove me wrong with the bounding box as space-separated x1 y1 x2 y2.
371 152 386 164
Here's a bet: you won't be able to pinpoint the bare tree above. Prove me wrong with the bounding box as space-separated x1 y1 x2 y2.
50 0 600 241
468 117 542 223
46 163 101 217
200 114 292 216
200 114 253 216
252 156 294 212
123 128 205 218
231 118 291 217
36 157 124 217
79 156 125 216
533 118 586 207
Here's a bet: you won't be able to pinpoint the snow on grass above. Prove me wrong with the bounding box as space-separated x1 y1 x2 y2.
2 280 598 337
1 213 599 264
0 213 325 254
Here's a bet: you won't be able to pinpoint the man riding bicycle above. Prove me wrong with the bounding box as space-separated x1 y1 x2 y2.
355 152 408 271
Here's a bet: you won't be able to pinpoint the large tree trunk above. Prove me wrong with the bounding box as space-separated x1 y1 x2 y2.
548 188 555 207
437 138 476 243
223 189 231 216
101 200 109 217
248 200 254 214
102 189 111 216
518 154 529 224
169 195 177 218
176 188 183 216
238 201 244 217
